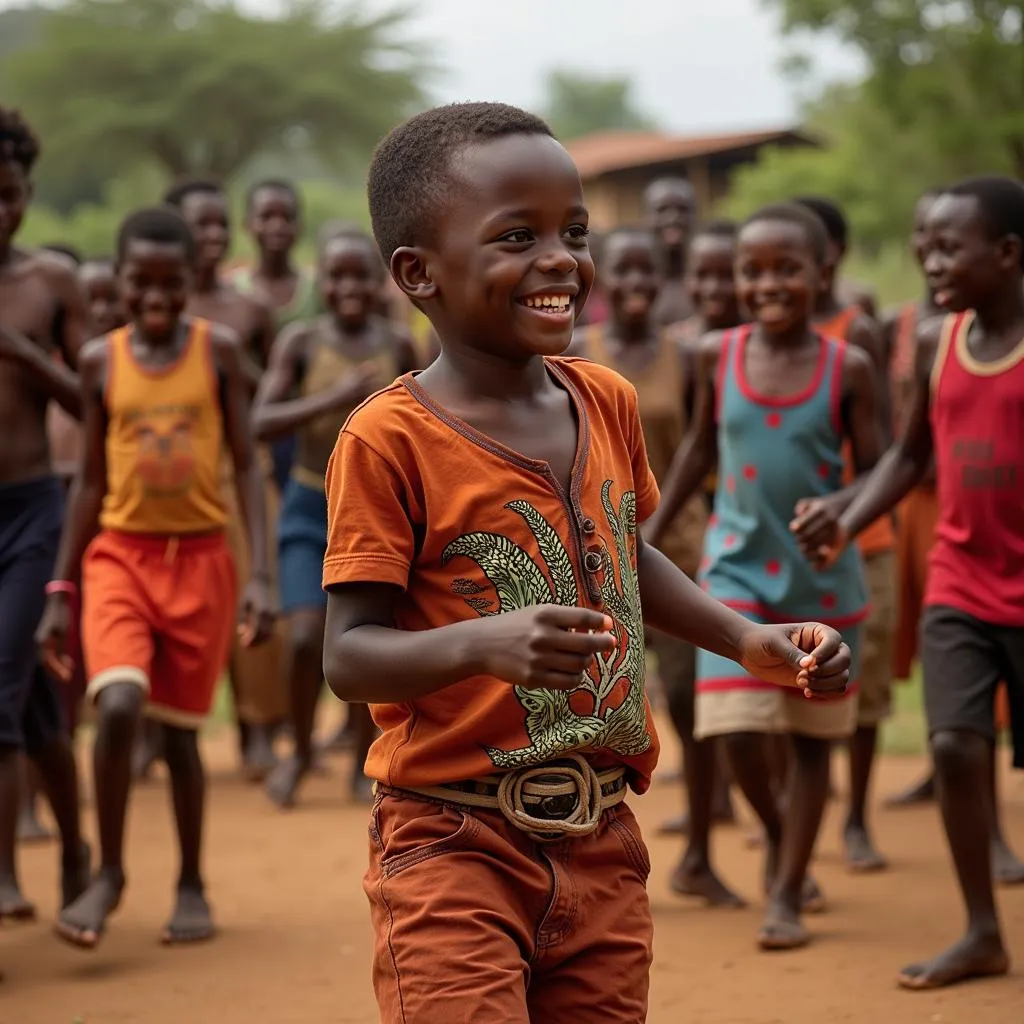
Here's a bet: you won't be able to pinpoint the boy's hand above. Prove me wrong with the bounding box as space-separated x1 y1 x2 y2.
35 595 75 682
738 622 850 698
790 496 848 569
238 577 276 648
479 605 617 690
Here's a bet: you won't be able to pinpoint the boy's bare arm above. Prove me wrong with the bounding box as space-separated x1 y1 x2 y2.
35 339 108 678
838 317 940 540
644 331 721 545
215 325 274 645
637 536 850 696
323 583 616 704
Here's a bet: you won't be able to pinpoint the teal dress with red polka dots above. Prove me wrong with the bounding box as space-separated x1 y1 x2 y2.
696 325 867 691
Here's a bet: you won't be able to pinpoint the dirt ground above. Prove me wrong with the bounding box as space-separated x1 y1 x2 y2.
7 716 1024 1024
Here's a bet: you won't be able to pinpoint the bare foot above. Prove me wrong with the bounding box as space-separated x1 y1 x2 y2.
17 803 55 844
61 841 92 909
241 724 277 783
55 869 124 949
670 857 746 908
161 883 215 945
758 899 810 950
0 875 37 921
266 755 309 809
844 823 888 873
897 932 1009 990
992 836 1024 886
885 773 935 808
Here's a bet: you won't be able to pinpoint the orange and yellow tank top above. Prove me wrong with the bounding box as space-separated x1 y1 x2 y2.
101 319 226 534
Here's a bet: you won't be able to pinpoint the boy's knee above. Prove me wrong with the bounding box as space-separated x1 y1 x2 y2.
162 724 200 767
96 682 146 733
931 729 988 781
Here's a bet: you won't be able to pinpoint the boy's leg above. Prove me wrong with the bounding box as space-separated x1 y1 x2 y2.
759 666 859 950
17 758 54 843
898 606 1009 989
160 724 213 944
0 496 73 920
224 472 284 779
845 551 895 872
58 681 145 947
268 487 330 808
760 733 832 950
23 664 89 909
267 606 326 808
348 703 377 803
653 631 734 835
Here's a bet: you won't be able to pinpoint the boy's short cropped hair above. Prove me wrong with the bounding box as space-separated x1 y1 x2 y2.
367 102 554 265
946 176 1024 271
116 206 197 264
742 203 830 266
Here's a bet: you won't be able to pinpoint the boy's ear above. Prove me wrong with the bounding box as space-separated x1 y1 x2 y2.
997 232 1022 273
391 246 437 302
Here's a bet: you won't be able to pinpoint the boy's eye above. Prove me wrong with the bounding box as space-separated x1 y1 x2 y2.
565 225 590 242
500 229 533 244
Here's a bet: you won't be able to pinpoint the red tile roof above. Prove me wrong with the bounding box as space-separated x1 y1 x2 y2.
565 127 813 179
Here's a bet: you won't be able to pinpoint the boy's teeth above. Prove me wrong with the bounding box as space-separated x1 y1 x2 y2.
525 294 570 309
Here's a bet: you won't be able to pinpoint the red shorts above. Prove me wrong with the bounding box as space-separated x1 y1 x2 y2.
82 529 236 728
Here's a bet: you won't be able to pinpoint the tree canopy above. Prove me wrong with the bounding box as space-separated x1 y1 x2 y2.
542 71 657 141
3 0 431 195
725 1 1023 249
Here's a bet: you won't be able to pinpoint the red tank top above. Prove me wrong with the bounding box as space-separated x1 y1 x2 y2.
926 311 1024 626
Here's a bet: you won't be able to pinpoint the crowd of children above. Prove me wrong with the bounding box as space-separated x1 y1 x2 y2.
1 97 1022 1018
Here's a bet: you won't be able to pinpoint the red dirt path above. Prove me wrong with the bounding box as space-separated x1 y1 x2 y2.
7 724 1024 1024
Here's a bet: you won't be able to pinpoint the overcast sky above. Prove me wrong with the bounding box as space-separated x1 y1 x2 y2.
352 0 863 133
4 0 863 134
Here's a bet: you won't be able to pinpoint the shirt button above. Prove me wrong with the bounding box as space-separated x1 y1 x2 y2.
584 551 602 573
581 517 596 535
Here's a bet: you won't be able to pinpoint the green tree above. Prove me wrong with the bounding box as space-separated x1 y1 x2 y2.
4 0 431 192
542 71 657 140
766 0 1024 178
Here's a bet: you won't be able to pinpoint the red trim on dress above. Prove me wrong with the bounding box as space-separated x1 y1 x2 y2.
734 325 830 408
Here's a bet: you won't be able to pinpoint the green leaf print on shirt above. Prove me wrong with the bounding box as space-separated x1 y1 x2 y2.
441 480 651 770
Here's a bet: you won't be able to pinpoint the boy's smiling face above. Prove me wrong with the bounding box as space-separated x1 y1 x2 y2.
403 133 595 360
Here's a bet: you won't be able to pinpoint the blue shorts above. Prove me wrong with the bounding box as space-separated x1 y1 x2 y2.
0 476 66 753
269 435 297 494
278 475 328 613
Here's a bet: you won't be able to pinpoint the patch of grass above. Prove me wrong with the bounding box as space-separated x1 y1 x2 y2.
879 667 926 756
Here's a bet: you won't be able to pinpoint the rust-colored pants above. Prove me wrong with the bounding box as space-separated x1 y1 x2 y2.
365 789 653 1023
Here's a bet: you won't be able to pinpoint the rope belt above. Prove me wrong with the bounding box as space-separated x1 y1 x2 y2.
399 754 627 843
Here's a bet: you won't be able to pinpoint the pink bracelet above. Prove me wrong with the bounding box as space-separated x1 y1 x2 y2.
45 580 79 600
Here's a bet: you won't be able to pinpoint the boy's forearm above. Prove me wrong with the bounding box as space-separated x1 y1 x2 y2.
638 542 748 662
21 343 82 418
839 444 926 539
253 391 342 440
323 619 485 703
51 479 103 582
234 462 270 579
